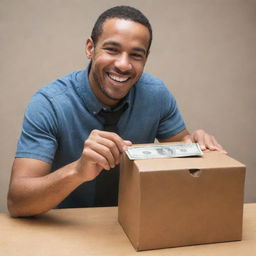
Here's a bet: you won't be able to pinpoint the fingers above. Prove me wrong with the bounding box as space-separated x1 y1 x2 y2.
84 130 132 170
83 146 112 171
210 136 227 153
186 129 227 153
98 131 131 153
123 140 133 150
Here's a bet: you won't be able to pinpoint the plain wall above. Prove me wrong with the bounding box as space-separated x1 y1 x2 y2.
1 0 255 213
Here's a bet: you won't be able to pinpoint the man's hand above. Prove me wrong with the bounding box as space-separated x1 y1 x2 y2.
7 129 132 217
182 129 227 153
76 129 132 181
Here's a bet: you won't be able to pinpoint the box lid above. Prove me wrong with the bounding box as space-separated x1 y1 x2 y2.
133 151 245 172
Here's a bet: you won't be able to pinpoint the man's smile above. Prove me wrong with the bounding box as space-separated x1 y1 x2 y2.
107 72 131 83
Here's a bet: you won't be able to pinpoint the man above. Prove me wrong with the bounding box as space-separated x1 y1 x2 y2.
7 6 226 217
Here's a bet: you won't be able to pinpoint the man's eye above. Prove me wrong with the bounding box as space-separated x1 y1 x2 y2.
105 48 118 53
131 53 144 59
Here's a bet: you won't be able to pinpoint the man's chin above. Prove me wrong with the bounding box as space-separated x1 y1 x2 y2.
102 91 127 104
104 93 124 102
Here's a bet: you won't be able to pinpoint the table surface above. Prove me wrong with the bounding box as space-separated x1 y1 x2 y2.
1 204 256 256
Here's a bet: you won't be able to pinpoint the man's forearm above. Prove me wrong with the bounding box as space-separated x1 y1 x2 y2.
7 161 85 217
8 130 131 217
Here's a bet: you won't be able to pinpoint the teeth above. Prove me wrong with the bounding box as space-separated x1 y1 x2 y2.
108 74 129 82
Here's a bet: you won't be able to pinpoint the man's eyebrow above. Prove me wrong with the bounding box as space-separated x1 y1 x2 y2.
102 40 147 55
102 41 121 47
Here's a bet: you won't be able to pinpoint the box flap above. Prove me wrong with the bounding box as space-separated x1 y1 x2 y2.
134 151 245 172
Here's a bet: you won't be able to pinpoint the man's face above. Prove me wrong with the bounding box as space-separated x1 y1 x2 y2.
86 18 150 106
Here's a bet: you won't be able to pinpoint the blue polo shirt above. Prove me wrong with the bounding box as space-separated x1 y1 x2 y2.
16 66 186 207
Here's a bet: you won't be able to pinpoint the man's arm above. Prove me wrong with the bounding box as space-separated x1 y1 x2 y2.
8 158 83 217
159 128 227 153
7 130 132 217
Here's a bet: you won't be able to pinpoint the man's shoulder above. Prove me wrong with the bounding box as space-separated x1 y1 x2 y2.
138 72 164 85
36 69 84 100
135 72 169 94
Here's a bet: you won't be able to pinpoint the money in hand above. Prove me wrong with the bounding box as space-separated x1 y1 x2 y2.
125 143 203 160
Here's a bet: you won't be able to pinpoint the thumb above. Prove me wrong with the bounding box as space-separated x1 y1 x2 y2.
124 140 132 146
123 140 132 151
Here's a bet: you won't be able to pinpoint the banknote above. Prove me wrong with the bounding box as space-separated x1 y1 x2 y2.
125 143 203 160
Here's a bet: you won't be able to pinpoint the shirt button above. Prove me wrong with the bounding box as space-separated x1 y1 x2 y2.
93 111 97 115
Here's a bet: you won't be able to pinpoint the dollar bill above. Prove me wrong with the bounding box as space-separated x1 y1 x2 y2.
125 143 203 160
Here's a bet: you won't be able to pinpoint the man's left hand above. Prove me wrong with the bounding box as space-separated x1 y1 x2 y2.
182 129 227 153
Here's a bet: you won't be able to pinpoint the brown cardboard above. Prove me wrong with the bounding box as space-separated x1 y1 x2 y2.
118 145 246 251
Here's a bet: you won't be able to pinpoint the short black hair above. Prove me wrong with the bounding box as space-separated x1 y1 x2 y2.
91 6 152 53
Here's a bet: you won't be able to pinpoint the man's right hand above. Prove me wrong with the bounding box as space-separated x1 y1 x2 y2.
75 129 132 181
8 129 131 217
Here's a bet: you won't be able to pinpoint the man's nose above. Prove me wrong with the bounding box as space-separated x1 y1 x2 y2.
114 53 132 73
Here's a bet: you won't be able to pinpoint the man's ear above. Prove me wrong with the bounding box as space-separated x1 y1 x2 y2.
85 37 95 59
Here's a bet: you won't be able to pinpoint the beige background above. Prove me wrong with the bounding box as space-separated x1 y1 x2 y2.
1 0 255 213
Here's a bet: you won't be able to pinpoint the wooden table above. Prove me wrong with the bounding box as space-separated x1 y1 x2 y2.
1 204 256 255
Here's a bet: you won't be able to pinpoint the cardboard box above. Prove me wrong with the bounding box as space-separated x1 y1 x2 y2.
118 145 246 251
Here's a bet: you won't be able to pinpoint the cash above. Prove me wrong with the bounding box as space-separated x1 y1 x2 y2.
126 143 203 160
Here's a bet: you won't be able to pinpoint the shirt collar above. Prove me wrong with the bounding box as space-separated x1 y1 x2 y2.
76 64 133 115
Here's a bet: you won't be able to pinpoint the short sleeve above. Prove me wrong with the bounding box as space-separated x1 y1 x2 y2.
15 92 58 163
156 86 186 139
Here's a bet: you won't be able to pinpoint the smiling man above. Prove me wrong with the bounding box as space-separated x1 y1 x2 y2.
87 18 149 106
7 6 226 217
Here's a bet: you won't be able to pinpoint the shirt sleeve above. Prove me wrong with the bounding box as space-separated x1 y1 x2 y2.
156 85 186 139
15 92 58 163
